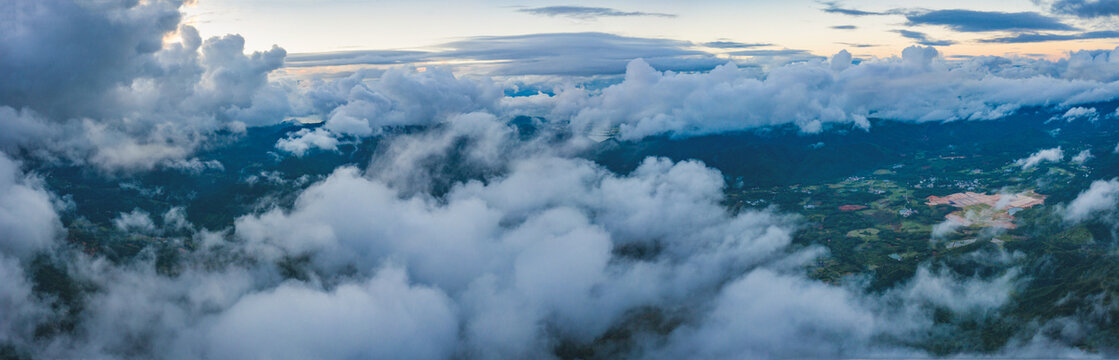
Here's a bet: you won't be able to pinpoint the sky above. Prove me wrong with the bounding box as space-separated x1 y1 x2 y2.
184 0 1119 62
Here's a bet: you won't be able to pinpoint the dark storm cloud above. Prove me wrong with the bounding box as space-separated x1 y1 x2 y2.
1051 0 1119 18
980 30 1119 43
894 29 957 46
905 9 1076 32
517 6 676 19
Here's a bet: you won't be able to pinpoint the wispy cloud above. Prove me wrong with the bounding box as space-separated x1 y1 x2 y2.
831 25 857 30
285 50 429 67
894 29 956 46
285 33 724 76
729 49 816 57
703 41 773 49
836 42 878 48
981 30 1119 43
821 4 1078 34
905 9 1075 32
820 1 885 16
1050 0 1119 18
518 6 676 19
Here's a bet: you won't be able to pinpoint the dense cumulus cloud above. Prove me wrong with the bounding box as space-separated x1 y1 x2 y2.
2 116 1056 358
286 43 1119 148
0 0 287 171
501 46 1119 140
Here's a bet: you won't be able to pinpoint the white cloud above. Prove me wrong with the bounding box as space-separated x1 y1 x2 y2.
1052 106 1100 122
932 217 966 238
658 269 877 359
0 1 288 171
2 124 1080 358
275 128 340 156
503 46 1119 141
0 256 49 350
1063 178 1119 223
163 207 192 231
0 151 61 258
1015 147 1064 169
203 267 458 360
113 208 157 233
1072 149 1093 163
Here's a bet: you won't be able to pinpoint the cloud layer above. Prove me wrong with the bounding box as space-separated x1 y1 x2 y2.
518 6 676 19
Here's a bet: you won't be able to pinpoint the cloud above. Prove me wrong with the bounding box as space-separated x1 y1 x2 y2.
275 128 340 156
895 29 957 46
0 151 61 259
905 9 1075 32
831 25 858 30
284 50 429 68
728 49 819 57
507 46 1119 141
232 143 840 357
0 0 290 171
1063 179 1119 223
1052 106 1100 122
0 110 1088 359
932 217 966 238
1051 0 1119 18
204 266 458 360
981 30 1119 43
517 6 676 19
4 2 1119 359
285 33 725 76
1072 149 1094 163
273 69 504 153
837 42 879 48
820 2 886 16
113 208 157 233
283 42 1119 147
437 32 722 76
657 269 877 358
1015 147 1065 169
703 41 774 48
